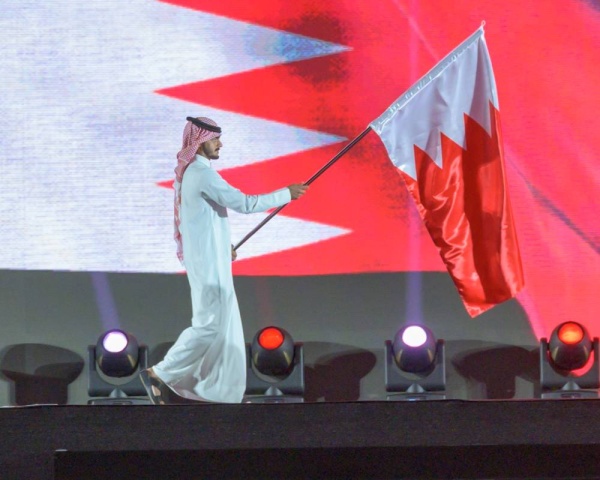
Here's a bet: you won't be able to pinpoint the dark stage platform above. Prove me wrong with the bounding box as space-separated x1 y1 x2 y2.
2 399 600 480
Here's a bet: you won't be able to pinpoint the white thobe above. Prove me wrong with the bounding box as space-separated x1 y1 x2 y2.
153 155 291 403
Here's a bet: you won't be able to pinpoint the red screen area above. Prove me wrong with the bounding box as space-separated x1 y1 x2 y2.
1 0 599 340
162 0 599 339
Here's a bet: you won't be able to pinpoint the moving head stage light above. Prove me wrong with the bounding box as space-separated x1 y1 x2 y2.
385 324 446 401
540 321 599 399
245 326 304 403
88 329 151 405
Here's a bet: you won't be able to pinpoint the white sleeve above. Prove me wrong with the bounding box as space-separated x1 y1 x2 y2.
199 168 291 213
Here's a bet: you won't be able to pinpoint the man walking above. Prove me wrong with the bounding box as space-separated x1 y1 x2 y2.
141 117 307 404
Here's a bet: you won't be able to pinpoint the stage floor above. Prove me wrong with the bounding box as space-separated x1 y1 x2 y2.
2 399 600 479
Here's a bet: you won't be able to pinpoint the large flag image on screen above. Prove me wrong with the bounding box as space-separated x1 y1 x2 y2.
1 0 599 338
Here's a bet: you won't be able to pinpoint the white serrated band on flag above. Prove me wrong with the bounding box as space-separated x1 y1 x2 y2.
369 25 498 179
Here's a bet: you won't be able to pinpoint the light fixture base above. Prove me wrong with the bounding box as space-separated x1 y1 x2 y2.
540 389 599 400
245 343 305 397
87 396 152 405
88 345 149 397
243 394 304 404
386 391 447 401
539 338 600 393
384 340 446 393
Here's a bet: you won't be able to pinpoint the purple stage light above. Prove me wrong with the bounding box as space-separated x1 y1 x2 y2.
402 326 428 348
385 324 446 399
392 324 438 373
102 330 128 353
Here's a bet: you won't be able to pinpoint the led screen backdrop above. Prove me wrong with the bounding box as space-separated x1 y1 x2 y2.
1 0 599 339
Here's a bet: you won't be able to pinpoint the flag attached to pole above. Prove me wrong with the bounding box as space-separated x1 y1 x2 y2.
370 25 524 317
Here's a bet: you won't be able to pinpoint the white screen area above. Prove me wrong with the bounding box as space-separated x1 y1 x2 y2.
1 0 599 347
0 0 352 273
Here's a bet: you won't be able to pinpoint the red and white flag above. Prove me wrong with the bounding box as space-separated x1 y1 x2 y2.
370 25 524 317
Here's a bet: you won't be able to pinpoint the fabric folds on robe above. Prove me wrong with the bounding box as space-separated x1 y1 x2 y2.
153 155 291 403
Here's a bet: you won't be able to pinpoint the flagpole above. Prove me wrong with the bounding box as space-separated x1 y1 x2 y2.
233 126 372 252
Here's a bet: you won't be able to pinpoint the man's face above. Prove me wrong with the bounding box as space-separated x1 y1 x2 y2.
198 136 222 160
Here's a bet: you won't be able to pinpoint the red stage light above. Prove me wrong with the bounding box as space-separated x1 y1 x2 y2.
540 321 599 396
258 327 284 350
548 322 592 371
247 326 304 399
557 322 585 345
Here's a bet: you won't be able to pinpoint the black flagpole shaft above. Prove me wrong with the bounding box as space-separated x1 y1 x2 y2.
233 126 372 252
